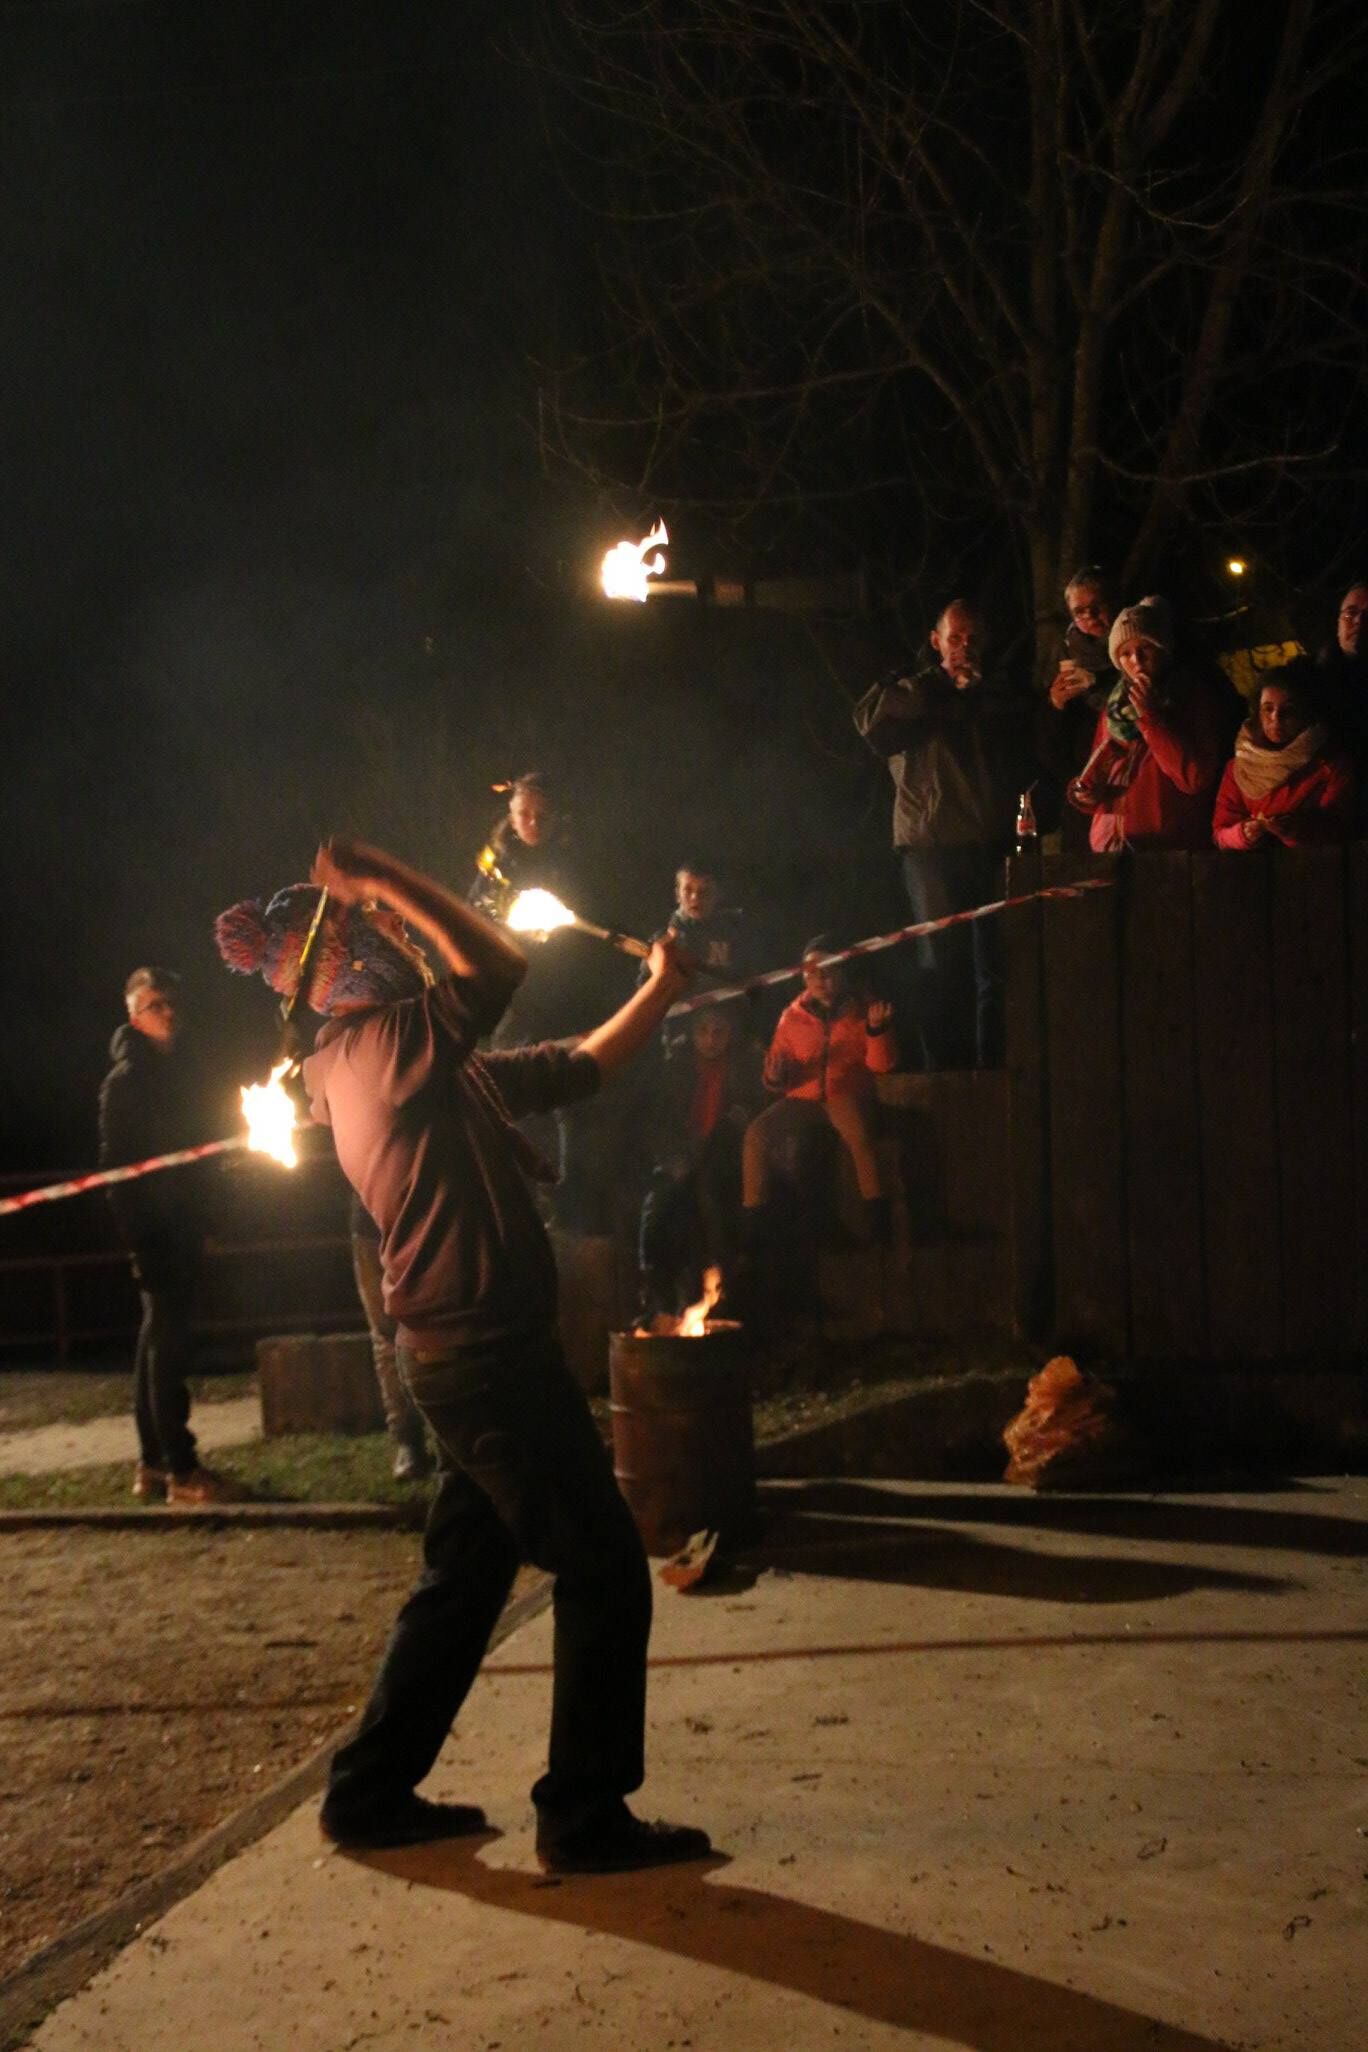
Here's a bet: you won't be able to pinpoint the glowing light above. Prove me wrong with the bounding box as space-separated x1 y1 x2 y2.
601 520 669 602
240 1060 299 1168
506 888 578 940
1227 557 1248 578
677 1266 723 1338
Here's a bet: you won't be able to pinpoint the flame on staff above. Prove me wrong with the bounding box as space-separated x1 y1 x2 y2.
601 520 668 602
678 1266 723 1338
506 888 578 941
240 1059 300 1169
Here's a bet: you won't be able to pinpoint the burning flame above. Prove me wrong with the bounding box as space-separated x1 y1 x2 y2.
601 520 668 602
240 1059 300 1168
507 888 578 940
678 1266 723 1338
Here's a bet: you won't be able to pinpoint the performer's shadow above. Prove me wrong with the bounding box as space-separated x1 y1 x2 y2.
344 1835 1230 2052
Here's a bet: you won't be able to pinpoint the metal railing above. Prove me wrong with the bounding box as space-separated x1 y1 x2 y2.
0 1233 358 1366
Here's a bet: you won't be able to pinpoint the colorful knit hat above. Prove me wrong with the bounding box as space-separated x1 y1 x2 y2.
1108 596 1173 668
213 885 424 1015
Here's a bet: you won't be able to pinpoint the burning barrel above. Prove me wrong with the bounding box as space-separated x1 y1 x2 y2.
609 1276 756 1556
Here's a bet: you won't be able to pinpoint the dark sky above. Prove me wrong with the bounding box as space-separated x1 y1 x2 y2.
2 1 886 1167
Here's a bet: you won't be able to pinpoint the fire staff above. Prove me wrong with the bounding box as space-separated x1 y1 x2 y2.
215 838 713 1874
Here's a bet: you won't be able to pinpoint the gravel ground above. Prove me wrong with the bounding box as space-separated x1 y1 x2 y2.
0 1523 539 1985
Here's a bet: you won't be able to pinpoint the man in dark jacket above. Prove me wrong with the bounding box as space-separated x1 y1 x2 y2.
853 600 1032 1069
98 968 226 1505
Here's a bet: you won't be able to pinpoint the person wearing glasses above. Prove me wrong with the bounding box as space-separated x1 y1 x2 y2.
1040 567 1121 849
97 968 228 1506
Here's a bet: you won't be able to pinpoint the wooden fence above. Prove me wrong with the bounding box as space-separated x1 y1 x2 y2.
1005 845 1368 1362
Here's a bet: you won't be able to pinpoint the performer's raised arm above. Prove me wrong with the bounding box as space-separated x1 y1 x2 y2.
576 932 694 1079
311 835 527 995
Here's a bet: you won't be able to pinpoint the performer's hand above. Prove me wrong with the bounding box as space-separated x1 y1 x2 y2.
647 930 695 1002
311 836 375 905
867 999 893 1033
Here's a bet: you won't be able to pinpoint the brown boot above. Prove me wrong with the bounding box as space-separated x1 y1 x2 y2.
165 1465 234 1507
131 1462 168 1501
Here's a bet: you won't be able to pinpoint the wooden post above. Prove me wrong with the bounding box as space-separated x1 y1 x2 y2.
1004 848 1052 1338
1349 843 1368 1353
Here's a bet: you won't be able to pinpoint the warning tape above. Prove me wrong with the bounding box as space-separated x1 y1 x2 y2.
665 874 1115 1016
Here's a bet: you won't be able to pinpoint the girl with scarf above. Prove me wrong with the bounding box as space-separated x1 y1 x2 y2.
1212 665 1353 849
1067 596 1228 852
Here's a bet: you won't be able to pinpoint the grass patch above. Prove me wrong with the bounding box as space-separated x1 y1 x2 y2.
0 1431 430 1512
0 1367 256 1434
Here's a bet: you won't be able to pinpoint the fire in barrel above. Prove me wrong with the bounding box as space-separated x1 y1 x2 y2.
609 1270 756 1558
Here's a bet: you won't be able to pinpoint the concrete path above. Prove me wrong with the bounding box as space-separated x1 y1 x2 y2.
21 1476 1368 2052
0 1397 261 1477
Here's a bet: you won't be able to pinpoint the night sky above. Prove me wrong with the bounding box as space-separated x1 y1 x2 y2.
3 2 887 1169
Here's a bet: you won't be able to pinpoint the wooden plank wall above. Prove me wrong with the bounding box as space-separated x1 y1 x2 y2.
1271 850 1354 1355
1040 852 1128 1354
1009 845 1368 1362
1350 845 1368 1354
1192 856 1281 1357
1122 851 1206 1357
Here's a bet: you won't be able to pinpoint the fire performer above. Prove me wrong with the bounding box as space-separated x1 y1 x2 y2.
214 838 713 1872
467 770 572 922
97 968 230 1505
468 770 618 1225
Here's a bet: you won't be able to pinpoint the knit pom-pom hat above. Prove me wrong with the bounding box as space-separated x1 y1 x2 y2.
1108 596 1173 668
213 885 422 1015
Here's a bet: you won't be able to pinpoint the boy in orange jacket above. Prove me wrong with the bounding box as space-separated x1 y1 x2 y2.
742 937 897 1248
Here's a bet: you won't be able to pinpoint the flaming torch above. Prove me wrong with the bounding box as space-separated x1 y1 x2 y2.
506 888 650 960
601 520 668 601
600 521 698 602
235 879 331 1170
239 1059 302 1169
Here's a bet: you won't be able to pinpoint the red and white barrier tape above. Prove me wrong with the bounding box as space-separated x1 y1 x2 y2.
1 876 1113 1213
665 874 1115 1017
0 1138 246 1218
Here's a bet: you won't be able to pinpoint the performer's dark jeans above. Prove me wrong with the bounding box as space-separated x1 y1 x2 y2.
900 845 1004 1069
325 1326 652 1831
130 1240 199 1475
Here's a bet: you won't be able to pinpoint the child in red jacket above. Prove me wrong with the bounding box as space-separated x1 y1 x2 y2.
1213 665 1354 848
1068 596 1228 851
742 938 897 1245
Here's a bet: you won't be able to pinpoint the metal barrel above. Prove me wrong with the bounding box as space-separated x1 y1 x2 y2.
608 1323 756 1556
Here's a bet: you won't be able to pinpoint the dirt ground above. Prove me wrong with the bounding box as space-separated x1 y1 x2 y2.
0 1523 539 1986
